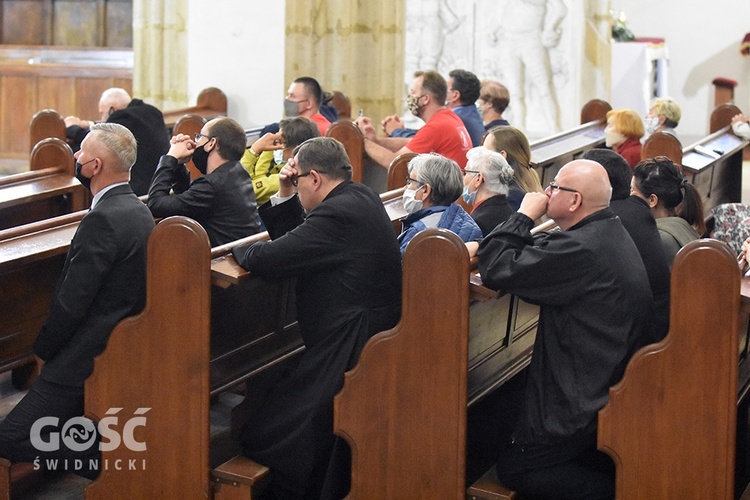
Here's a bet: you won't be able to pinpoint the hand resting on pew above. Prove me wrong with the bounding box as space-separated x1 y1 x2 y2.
739 236 750 274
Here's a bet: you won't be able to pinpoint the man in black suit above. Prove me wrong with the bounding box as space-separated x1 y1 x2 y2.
232 137 402 499
147 117 261 247
0 123 155 478
65 88 171 196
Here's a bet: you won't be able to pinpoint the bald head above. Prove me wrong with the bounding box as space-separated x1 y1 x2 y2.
98 88 132 120
547 159 611 229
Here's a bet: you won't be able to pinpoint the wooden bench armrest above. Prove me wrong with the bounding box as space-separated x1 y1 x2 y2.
467 467 517 500
212 456 269 485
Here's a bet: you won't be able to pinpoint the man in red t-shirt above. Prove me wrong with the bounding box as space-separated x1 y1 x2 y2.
285 77 331 135
355 70 471 168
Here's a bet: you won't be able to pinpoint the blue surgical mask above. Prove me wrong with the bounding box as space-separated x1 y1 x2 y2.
273 149 285 165
462 185 477 205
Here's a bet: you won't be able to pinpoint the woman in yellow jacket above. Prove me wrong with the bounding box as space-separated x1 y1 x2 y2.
241 116 320 205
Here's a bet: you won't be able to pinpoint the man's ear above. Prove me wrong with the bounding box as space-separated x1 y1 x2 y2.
647 193 659 209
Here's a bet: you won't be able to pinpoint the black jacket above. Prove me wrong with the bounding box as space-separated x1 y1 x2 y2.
35 184 155 387
66 99 171 196
148 156 261 247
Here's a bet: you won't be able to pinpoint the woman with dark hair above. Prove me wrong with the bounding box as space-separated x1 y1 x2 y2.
483 125 543 210
631 156 705 267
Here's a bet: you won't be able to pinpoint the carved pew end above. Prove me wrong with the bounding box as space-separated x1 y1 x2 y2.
211 455 269 500
0 458 57 500
467 467 517 500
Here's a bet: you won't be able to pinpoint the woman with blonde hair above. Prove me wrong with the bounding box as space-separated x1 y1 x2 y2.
483 125 543 210
644 98 681 138
605 108 645 168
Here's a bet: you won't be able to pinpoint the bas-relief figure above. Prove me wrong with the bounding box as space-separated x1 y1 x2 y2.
405 0 575 138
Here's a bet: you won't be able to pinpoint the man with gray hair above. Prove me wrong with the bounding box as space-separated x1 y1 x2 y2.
232 137 402 498
398 153 482 254
65 87 170 196
475 159 651 498
462 146 515 236
0 123 155 479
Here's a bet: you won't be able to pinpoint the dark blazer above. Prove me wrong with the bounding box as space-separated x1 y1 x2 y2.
35 184 155 387
147 156 261 247
471 194 515 236
611 195 671 344
66 99 171 196
233 180 402 496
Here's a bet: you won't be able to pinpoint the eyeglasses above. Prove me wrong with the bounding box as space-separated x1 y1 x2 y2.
462 169 480 175
194 133 214 143
547 181 578 194
290 171 312 187
405 177 425 187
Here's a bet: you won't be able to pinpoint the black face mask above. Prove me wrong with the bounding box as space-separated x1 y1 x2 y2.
191 143 209 175
75 157 96 191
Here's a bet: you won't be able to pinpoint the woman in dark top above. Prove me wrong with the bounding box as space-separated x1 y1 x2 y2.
462 146 516 236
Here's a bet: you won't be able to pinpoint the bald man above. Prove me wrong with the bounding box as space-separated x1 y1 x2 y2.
476 160 651 499
65 88 170 196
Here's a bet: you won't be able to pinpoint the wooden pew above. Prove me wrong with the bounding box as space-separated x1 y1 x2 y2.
171 114 207 180
85 216 212 499
599 239 739 498
386 152 417 191
29 109 66 154
333 226 548 498
162 87 227 132
642 131 683 164
326 120 365 184
530 99 611 187
0 137 87 231
681 104 748 212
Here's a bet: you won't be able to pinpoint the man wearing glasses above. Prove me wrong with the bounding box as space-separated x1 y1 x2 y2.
232 137 402 499
474 159 651 499
147 117 261 247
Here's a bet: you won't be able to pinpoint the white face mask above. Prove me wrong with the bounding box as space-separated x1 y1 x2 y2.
402 187 424 214
273 149 285 165
605 130 627 148
644 116 660 135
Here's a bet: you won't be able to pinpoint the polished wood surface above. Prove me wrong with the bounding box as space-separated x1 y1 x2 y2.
29 109 66 155
326 120 365 183
599 239 739 499
386 152 416 191
642 131 683 164
335 229 470 499
329 90 352 120
0 137 86 231
580 99 612 125
84 216 211 499
711 103 742 134
530 120 606 186
0 46 132 159
162 87 227 131
681 122 747 212
172 114 207 180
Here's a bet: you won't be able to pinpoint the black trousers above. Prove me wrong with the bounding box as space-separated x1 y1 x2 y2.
0 377 99 479
496 446 615 500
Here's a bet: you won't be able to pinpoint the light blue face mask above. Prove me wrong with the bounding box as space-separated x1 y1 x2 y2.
273 149 285 165
462 185 477 205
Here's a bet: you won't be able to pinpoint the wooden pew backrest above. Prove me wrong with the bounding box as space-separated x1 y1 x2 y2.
580 99 612 124
386 152 417 191
173 114 207 180
326 120 364 183
29 109 66 157
642 131 683 164
334 229 470 499
598 239 739 498
162 87 227 131
711 103 742 134
85 216 212 499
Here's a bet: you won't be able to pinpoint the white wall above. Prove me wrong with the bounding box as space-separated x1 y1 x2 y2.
186 0 286 128
613 0 750 141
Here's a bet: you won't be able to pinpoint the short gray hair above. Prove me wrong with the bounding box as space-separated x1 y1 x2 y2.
90 122 137 173
408 153 462 206
466 146 514 195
